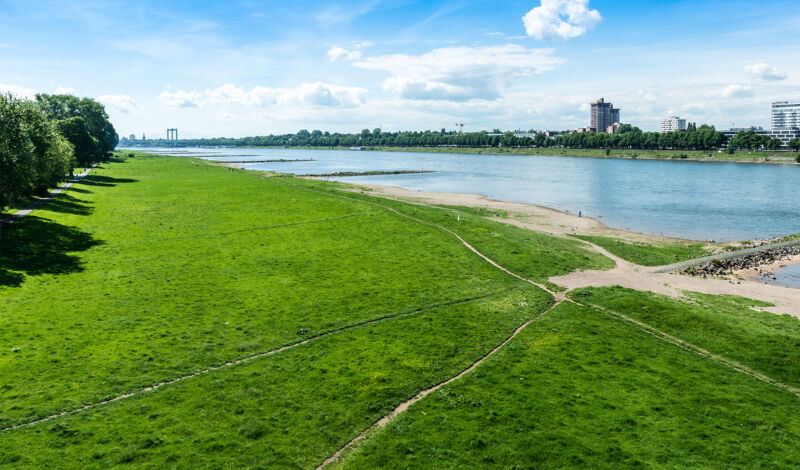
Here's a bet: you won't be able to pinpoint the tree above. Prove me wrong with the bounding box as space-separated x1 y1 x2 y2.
615 124 641 134
766 138 782 151
788 138 800 152
56 117 97 167
0 94 75 211
35 94 118 161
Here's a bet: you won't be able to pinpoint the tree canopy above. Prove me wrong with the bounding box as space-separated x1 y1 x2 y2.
1 93 117 212
125 126 730 152
35 94 118 164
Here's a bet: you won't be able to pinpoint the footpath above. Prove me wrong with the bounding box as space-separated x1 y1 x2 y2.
0 167 93 228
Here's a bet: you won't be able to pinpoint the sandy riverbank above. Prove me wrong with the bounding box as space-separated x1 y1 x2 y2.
349 182 722 248
348 182 800 316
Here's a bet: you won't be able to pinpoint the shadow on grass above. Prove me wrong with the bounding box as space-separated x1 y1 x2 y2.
77 175 138 187
0 216 103 288
42 194 94 216
66 186 92 194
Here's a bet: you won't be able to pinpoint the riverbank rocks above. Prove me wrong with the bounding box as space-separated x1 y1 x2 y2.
684 244 800 278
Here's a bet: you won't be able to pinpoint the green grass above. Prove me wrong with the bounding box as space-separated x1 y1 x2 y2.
572 234 710 266
339 301 800 469
436 204 508 219
0 153 617 466
3 155 556 428
3 153 798 468
303 183 614 291
0 286 551 468
570 287 800 388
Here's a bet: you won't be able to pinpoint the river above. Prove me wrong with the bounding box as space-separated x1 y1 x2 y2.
134 147 800 242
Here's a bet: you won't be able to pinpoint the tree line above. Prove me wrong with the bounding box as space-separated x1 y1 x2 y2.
126 125 735 151
0 93 118 211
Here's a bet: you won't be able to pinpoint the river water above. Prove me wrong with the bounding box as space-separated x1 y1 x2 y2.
770 264 800 288
136 147 800 242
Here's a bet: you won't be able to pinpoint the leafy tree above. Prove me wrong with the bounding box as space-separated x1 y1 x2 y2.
766 138 782 151
0 94 75 210
56 117 98 167
35 94 117 162
788 138 800 152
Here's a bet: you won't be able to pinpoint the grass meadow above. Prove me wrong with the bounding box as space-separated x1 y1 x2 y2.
571 234 711 266
1 153 799 468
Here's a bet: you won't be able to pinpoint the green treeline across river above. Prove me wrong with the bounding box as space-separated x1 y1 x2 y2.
0 94 118 211
124 125 800 153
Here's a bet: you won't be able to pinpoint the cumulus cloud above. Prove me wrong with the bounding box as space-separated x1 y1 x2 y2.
327 41 372 61
159 89 205 108
98 94 141 113
0 83 35 99
523 0 602 40
706 84 754 99
744 63 787 81
328 46 362 61
354 44 563 101
161 82 367 109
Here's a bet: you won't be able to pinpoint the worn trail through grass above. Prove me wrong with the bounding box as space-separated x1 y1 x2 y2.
317 300 561 469
313 186 800 468
0 287 515 433
575 299 800 398
279 181 564 299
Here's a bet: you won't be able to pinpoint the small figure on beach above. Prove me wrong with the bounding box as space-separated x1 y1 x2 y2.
578 210 582 217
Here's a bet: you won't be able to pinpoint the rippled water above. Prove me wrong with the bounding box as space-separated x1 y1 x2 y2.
767 264 800 288
136 147 800 241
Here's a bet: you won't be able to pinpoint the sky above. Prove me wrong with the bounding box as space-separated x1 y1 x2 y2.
1 0 799 138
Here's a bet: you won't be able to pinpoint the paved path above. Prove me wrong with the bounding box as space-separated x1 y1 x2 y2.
0 167 93 227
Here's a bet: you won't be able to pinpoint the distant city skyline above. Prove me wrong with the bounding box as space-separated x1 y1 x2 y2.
1 0 799 138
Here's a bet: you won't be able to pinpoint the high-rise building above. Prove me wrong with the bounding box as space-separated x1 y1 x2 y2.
772 102 800 130
590 98 620 132
659 116 687 133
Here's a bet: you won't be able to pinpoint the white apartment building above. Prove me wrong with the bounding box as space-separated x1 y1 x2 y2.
772 101 800 130
659 116 687 133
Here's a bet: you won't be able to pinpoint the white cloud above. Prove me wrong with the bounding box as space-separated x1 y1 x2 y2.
328 46 362 61
354 44 563 101
0 83 35 99
162 82 367 109
98 94 141 113
54 87 77 95
159 89 205 108
744 63 787 81
327 41 372 62
706 84 754 99
523 0 602 40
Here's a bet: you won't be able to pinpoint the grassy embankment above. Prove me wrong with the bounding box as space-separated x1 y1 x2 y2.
0 154 606 467
571 234 711 266
340 288 800 469
2 154 799 467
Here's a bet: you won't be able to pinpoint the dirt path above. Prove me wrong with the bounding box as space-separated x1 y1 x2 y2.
0 290 509 433
315 190 800 468
0 167 93 227
350 183 722 248
317 301 561 469
353 183 800 317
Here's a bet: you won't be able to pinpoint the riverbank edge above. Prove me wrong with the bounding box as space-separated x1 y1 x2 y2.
195 156 800 279
124 145 800 166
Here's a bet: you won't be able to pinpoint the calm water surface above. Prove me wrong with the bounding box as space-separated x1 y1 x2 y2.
138 147 800 241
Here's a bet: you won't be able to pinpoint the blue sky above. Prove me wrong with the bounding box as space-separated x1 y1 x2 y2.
1 0 798 137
